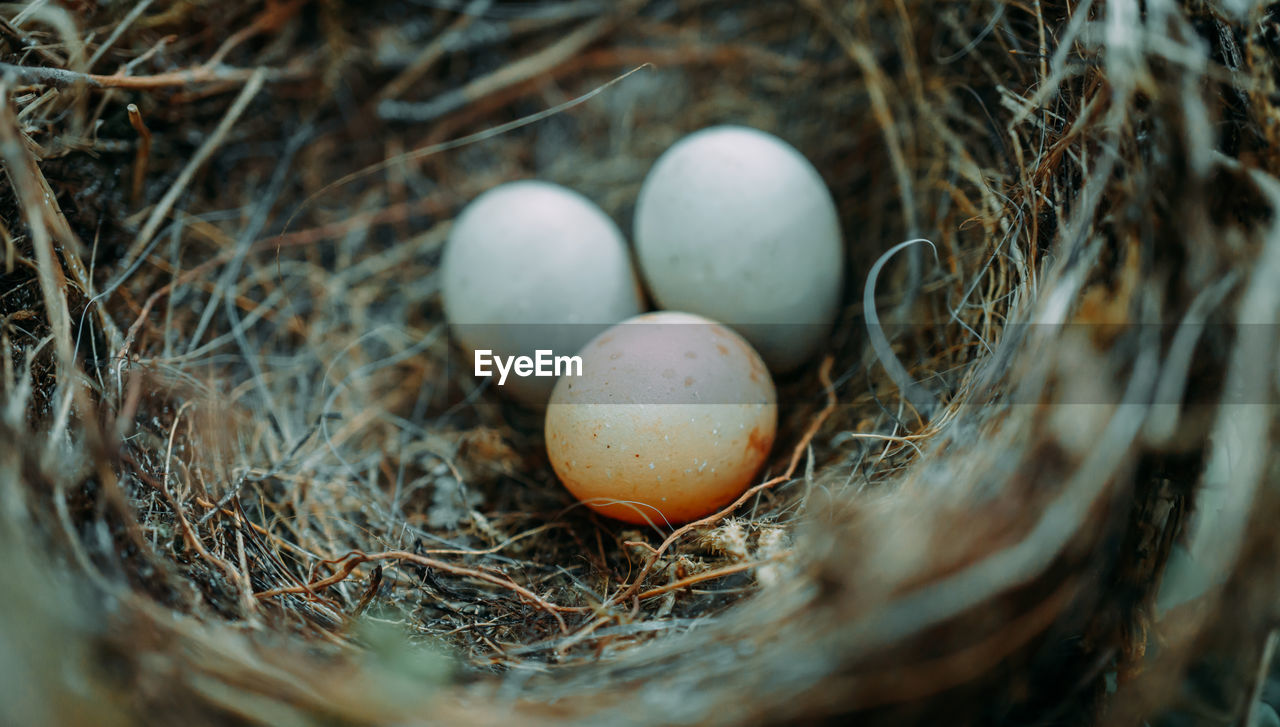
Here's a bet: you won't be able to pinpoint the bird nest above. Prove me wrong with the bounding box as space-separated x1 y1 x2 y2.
1 1 1278 725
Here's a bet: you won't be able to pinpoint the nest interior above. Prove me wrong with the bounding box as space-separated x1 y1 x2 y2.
1 1 1278 725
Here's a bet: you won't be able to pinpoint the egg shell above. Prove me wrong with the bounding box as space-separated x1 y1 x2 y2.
545 311 777 525
441 180 643 407
633 125 844 373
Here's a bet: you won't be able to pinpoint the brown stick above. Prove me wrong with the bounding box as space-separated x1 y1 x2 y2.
126 103 151 207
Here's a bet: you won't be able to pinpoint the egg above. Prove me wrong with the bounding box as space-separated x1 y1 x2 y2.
633 125 844 372
544 311 777 525
441 180 643 407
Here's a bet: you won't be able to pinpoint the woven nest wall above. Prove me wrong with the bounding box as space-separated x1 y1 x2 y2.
1 1 1278 725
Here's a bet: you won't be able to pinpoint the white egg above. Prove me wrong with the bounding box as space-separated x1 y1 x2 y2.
633 125 844 372
441 180 643 407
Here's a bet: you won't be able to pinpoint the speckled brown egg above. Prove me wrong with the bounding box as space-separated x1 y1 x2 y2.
544 312 777 525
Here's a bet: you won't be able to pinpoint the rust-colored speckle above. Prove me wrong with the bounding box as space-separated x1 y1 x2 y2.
715 343 729 356
685 351 697 359
684 376 695 387
746 427 771 458
596 336 614 347
749 369 759 382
